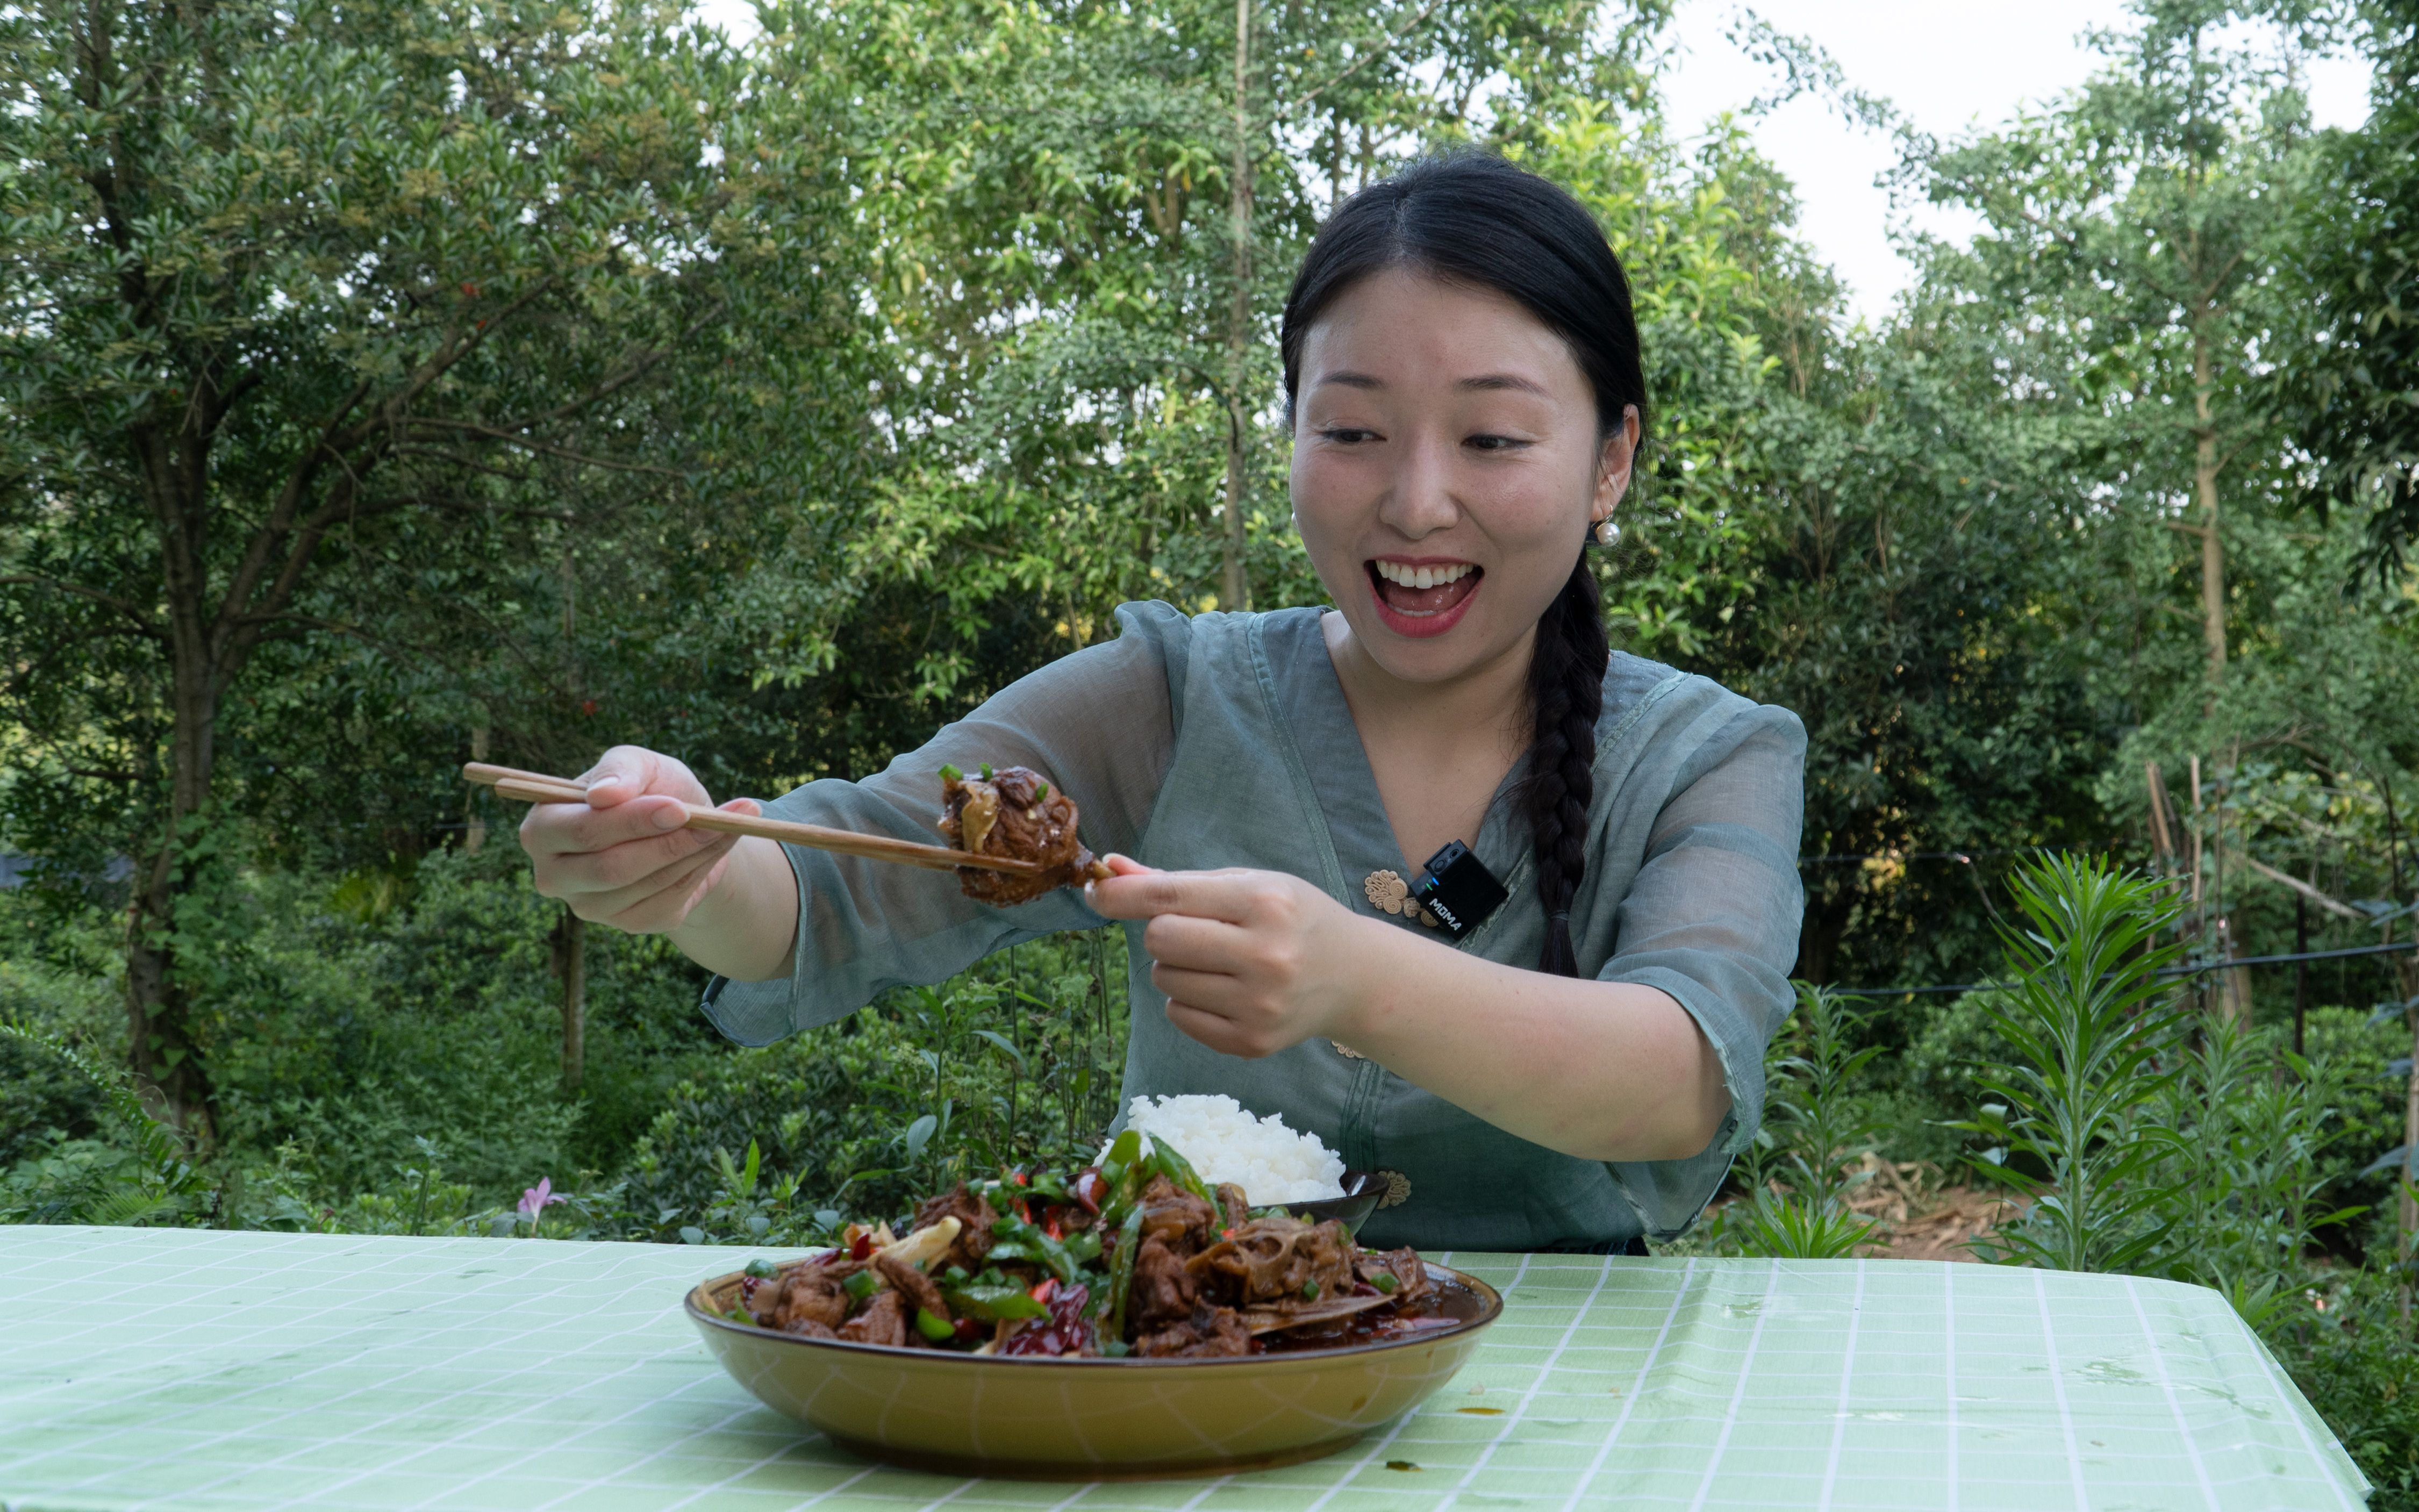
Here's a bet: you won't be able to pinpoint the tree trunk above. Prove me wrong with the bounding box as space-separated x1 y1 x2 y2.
125 411 230 1143
2400 950 2419 1302
2192 323 2227 690
554 908 587 1092
2292 891 2308 1057
1220 0 1253 612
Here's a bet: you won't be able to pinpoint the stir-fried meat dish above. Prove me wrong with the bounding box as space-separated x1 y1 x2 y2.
937 764 1112 905
719 1131 1457 1359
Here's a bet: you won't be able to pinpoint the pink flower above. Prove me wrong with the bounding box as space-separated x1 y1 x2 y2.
518 1177 566 1224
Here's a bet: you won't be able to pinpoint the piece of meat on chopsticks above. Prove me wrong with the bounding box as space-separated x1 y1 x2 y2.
937 764 1111 905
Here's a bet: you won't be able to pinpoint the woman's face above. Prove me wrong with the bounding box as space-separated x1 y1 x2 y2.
1289 266 1637 686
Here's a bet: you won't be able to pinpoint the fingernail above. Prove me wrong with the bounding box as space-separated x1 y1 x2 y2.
653 805 684 830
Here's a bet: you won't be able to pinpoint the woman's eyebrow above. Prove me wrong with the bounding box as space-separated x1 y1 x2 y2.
1457 372 1551 397
1313 369 1383 389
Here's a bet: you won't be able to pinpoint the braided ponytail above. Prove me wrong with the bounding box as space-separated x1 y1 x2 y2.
1521 556 1609 976
1280 153 1647 977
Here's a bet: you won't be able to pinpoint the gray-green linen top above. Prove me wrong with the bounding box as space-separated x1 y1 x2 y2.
703 601 1806 1251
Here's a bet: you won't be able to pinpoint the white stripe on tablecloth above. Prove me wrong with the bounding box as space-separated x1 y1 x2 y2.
1686 1257 1781 1512
1304 1252 1531 1512
1440 1254 1615 1509
1557 1257 1700 1512
2034 1268 2088 1512
1944 1259 1960 1512
1815 1258 1867 1512
671 1458 879 1512
2121 1274 2219 1512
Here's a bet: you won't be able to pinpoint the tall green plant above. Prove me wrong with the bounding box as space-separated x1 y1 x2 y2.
1959 854 2188 1272
2158 1017 2365 1325
1729 984 1882 1259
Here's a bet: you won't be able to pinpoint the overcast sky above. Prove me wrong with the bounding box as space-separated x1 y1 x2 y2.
690 1 2375 325
1658 1 2374 322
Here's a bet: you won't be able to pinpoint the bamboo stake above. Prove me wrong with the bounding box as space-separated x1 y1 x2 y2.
462 763 1044 877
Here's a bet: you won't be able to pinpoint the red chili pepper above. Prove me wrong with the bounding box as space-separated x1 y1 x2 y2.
1220 1227 1235 1240
1044 1215 1063 1241
952 1316 984 1343
1014 1198 1032 1224
849 1231 874 1261
1010 1170 1029 1186
1028 1278 1056 1305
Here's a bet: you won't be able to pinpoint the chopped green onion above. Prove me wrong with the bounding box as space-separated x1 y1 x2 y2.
1302 1280 1321 1301
980 762 993 778
939 763 963 782
1371 1271 1399 1294
1034 780 1050 801
725 1305 755 1325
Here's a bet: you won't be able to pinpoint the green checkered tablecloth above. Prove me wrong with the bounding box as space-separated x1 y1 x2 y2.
0 1226 2366 1510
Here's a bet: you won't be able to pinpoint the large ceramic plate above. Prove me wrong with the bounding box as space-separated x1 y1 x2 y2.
686 1260 1500 1480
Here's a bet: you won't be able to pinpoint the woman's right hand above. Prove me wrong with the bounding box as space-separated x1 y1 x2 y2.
520 744 765 935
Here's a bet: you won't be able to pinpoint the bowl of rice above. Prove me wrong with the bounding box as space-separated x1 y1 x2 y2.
1101 1094 1392 1235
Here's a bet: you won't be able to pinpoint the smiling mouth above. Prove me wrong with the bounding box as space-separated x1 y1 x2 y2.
1366 558 1483 621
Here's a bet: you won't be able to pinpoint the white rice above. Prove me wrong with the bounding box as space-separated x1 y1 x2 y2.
1102 1094 1347 1205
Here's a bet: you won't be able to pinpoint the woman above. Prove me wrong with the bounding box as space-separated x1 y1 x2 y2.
521 154 1805 1253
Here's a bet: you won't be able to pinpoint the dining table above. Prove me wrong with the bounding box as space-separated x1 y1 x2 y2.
0 1224 2368 1510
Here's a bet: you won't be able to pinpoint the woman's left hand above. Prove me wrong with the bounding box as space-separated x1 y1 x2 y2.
1083 857 1379 1058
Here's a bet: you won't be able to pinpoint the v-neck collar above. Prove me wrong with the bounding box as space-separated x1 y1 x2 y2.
1263 610 1528 893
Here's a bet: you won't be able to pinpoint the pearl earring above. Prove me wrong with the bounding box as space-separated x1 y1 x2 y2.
1594 515 1621 547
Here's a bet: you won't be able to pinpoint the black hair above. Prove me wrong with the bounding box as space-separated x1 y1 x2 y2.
1279 153 1647 977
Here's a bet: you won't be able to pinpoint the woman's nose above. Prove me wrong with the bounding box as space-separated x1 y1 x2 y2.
1373 432 1461 539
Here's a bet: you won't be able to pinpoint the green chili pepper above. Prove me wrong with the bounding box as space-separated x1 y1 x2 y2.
743 1258 779 1279
1025 1171 1071 1202
1102 1205 1147 1342
993 1212 1084 1287
725 1305 756 1325
939 763 963 782
1147 1138 1215 1205
843 1269 878 1301
1106 1129 1143 1167
943 1285 1049 1322
914 1307 956 1343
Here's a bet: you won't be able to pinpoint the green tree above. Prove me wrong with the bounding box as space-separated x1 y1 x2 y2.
2288 0 2419 577
0 0 866 1135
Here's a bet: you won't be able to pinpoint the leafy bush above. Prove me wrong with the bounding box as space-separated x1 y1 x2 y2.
622 931 1130 1242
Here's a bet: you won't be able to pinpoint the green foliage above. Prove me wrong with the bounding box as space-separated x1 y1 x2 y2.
1724 985 1883 1259
1956 855 2189 1273
624 932 1130 1242
0 1021 210 1227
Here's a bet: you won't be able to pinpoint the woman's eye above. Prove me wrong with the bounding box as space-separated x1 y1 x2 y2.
1318 427 1377 445
1465 433 1527 453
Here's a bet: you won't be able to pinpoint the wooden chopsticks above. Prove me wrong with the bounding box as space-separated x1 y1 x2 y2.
462 762 1041 876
